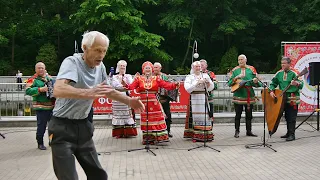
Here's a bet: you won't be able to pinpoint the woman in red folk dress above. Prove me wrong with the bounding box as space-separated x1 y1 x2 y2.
122 61 179 145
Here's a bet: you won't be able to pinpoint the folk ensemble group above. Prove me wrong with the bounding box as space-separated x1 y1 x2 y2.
106 55 303 144
26 31 303 180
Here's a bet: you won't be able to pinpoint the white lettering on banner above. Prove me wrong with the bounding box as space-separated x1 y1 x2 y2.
98 97 106 104
98 97 112 105
294 53 320 105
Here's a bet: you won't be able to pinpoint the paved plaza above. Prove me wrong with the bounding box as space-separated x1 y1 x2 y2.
0 123 320 180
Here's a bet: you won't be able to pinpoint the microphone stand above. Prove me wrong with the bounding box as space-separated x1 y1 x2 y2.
187 71 220 152
128 75 158 156
245 78 277 152
0 115 4 138
0 109 5 139
295 83 319 131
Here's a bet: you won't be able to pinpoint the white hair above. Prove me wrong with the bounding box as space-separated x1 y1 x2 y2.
116 60 127 73
190 61 201 74
238 54 247 60
154 62 162 67
81 31 110 51
35 62 45 68
199 59 207 65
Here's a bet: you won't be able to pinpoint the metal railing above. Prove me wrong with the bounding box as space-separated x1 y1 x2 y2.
0 80 271 116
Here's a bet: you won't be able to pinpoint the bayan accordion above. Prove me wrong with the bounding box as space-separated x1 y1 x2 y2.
45 80 55 100
160 88 179 102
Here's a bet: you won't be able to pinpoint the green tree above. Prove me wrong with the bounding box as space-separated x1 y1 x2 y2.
218 46 238 74
71 0 172 69
36 43 58 75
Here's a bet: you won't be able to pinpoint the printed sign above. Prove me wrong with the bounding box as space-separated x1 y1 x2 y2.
284 44 320 112
93 82 188 114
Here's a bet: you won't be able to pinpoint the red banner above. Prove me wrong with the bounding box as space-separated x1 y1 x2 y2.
284 43 320 112
93 82 189 114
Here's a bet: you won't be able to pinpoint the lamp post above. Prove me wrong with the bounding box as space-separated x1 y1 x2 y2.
192 40 199 63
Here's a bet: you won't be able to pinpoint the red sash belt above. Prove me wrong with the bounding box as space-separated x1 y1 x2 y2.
244 86 252 110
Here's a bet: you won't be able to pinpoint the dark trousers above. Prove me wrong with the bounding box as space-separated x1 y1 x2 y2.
209 103 214 126
234 104 253 132
17 77 22 90
209 103 214 118
88 107 94 123
161 100 172 133
48 116 107 180
284 103 298 135
36 110 52 145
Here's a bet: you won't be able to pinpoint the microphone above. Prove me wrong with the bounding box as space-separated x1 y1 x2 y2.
109 67 115 77
74 40 79 53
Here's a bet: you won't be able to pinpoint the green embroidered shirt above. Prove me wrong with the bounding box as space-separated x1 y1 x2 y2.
25 74 54 110
227 65 261 104
269 68 304 105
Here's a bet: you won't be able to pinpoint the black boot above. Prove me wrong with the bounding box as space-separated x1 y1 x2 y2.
286 121 296 141
286 134 295 141
38 144 47 150
234 130 239 138
246 131 258 137
281 133 289 138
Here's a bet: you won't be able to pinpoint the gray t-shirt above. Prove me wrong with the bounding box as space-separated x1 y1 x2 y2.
53 53 107 119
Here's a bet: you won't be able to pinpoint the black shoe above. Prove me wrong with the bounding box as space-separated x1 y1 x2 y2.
38 144 47 150
168 132 173 138
234 131 239 138
286 134 295 141
280 134 289 138
246 131 258 137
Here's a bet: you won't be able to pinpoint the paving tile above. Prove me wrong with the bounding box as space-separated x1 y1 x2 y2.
0 123 320 180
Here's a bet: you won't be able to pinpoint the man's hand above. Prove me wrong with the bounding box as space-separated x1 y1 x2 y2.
253 78 258 84
291 80 299 86
269 91 276 98
89 82 114 98
129 97 145 113
39 86 48 92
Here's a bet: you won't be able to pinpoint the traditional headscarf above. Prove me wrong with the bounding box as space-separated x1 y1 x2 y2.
116 60 127 73
190 61 201 74
142 61 154 74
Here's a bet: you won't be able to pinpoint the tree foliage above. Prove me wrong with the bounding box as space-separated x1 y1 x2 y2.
1 0 320 75
36 43 58 75
218 46 238 74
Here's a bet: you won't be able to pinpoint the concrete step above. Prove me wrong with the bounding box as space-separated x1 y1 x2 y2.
0 112 319 127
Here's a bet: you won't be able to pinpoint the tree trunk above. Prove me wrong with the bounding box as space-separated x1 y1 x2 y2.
181 19 194 67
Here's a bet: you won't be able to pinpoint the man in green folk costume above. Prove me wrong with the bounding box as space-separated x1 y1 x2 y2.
269 57 303 141
228 54 261 138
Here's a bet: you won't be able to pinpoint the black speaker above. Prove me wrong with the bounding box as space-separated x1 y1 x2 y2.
309 62 320 86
